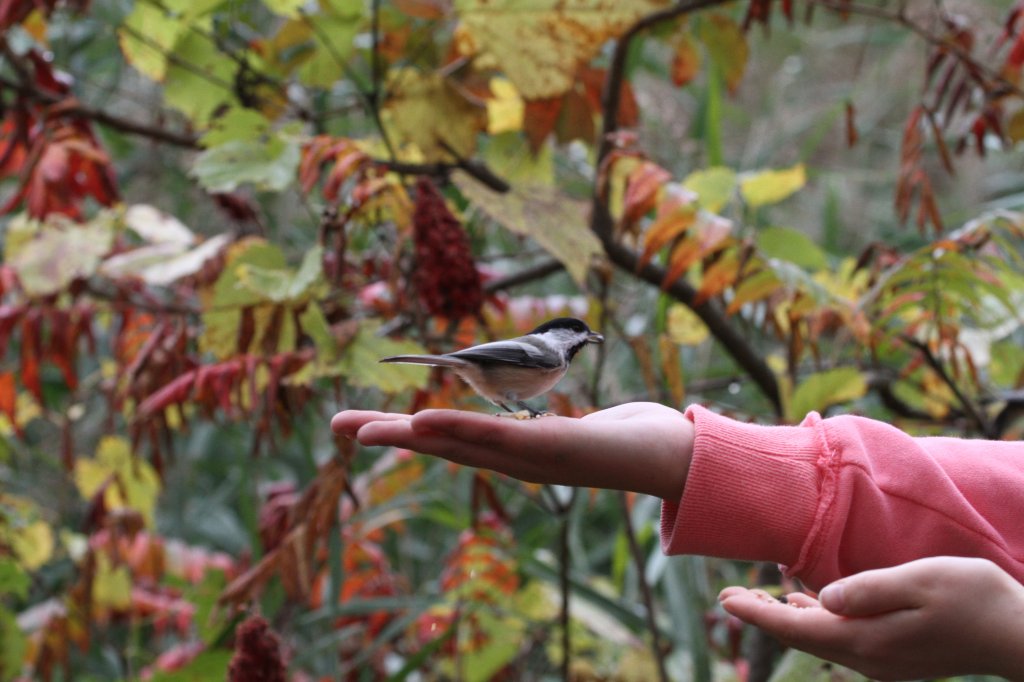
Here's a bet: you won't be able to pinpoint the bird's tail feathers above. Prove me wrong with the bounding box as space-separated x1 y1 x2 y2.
379 354 465 368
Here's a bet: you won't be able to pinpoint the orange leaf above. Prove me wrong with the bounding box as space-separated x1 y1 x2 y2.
621 160 671 230
671 32 702 87
638 206 696 268
661 214 733 287
695 250 740 306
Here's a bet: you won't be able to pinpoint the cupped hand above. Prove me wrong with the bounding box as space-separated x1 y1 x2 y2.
331 402 694 500
718 556 1024 681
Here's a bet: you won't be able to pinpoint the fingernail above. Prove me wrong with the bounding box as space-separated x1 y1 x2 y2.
819 583 845 613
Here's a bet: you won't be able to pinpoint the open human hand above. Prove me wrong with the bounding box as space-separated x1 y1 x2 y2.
331 402 694 500
718 556 1024 681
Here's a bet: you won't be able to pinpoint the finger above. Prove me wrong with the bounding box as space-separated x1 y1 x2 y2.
331 410 411 437
356 418 550 479
819 562 932 617
720 590 846 648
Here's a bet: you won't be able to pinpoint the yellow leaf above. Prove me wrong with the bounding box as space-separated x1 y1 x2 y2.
455 0 671 99
0 495 54 570
9 521 54 571
383 68 488 162
682 166 736 214
487 77 525 134
1008 109 1024 144
607 156 642 226
666 303 709 346
454 171 603 286
740 163 806 208
74 436 161 528
94 552 133 611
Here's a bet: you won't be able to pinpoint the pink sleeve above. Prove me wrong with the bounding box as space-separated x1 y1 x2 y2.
661 404 1024 590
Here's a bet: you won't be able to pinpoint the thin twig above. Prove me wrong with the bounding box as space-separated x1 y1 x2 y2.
810 0 1024 100
617 492 670 682
483 258 564 293
904 337 995 437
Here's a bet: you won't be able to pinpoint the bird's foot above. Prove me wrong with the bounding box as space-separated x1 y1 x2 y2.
495 409 556 419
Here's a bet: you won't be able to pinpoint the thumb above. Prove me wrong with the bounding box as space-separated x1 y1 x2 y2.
819 563 926 617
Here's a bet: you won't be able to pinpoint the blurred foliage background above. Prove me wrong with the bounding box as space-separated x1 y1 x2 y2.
1 0 1023 680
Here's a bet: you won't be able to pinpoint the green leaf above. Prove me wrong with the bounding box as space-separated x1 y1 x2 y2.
297 6 363 88
236 246 325 303
191 128 302 193
740 164 807 209
163 30 238 125
146 650 232 682
200 107 273 148
262 0 306 17
118 2 185 81
0 559 28 599
788 367 867 422
0 607 26 681
758 226 827 270
337 323 430 392
682 166 736 214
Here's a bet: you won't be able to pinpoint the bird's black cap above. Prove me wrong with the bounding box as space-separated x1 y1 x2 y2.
528 317 593 335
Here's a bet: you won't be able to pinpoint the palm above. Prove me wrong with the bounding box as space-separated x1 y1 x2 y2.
332 401 693 499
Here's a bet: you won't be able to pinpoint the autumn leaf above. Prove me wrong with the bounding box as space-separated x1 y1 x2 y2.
694 248 740 305
671 31 702 87
639 206 696 268
0 494 54 570
383 68 488 162
453 171 603 286
698 13 748 94
454 0 670 99
487 77 525 134
74 436 161 528
740 163 807 208
666 303 709 346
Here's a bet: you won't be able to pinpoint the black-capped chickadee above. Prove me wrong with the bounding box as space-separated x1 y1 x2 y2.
379 317 604 416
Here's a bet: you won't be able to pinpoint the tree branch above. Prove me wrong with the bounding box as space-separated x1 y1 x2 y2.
591 0 783 416
0 73 201 149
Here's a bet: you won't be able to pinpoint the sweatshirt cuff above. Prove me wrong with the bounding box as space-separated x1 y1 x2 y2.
660 405 825 568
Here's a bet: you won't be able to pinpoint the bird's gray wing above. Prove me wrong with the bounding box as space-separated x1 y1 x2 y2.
446 339 560 369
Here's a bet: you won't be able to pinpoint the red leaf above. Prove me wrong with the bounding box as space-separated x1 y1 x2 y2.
0 371 15 424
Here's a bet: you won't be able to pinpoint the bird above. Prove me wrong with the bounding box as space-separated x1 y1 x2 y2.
379 317 604 416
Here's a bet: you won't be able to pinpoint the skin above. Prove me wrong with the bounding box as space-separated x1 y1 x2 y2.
331 403 1024 680
720 557 1024 682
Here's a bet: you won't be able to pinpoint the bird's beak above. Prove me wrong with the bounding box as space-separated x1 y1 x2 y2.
588 331 604 344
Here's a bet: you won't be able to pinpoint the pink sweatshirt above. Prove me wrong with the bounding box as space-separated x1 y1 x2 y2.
661 405 1024 591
